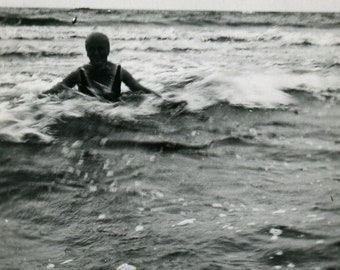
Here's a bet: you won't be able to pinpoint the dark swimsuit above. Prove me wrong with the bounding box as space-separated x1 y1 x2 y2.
78 64 121 102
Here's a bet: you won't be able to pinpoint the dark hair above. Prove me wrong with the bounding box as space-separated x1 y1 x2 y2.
85 32 110 50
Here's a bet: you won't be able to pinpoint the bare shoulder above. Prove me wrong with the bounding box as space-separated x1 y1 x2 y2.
120 67 134 81
107 62 124 76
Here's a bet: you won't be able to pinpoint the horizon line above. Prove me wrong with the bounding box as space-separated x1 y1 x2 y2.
0 5 339 13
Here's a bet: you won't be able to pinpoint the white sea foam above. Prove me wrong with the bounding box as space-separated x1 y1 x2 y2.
176 218 196 226
0 12 339 144
270 228 283 240
116 263 137 270
135 225 144 232
98 214 107 220
60 259 73 264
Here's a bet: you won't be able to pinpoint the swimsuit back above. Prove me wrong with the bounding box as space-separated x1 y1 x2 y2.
78 64 121 101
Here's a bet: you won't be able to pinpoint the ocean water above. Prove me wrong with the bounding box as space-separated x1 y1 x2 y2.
0 8 340 270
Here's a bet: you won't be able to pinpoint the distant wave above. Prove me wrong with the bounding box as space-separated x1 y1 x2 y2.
69 34 87 39
0 15 69 26
290 40 315 46
104 19 340 29
0 82 16 88
12 36 55 41
111 36 178 41
0 51 81 57
1 10 339 28
129 18 340 29
70 8 93 12
203 35 284 43
144 47 203 53
203 36 248 43
279 40 318 47
328 63 340 68
121 15 340 28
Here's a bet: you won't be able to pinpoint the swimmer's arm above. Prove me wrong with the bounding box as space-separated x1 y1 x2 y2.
39 71 78 97
41 82 68 96
121 68 161 97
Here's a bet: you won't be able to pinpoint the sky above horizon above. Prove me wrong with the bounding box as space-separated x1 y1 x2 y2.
0 0 339 12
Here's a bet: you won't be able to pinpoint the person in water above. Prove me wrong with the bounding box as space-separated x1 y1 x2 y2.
40 32 160 101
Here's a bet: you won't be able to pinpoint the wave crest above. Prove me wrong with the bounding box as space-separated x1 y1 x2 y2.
0 15 69 26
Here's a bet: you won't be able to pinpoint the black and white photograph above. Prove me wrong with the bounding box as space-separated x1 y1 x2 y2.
0 0 339 269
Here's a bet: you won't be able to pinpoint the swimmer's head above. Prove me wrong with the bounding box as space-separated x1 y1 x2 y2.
85 32 110 66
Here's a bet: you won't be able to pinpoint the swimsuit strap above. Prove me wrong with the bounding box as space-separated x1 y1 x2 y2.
102 64 121 102
79 67 96 97
78 64 121 102
110 64 121 100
